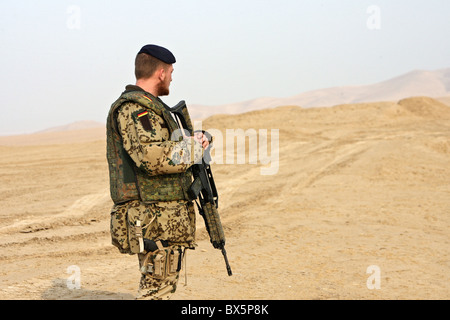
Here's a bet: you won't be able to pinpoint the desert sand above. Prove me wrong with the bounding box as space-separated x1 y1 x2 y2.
0 96 449 300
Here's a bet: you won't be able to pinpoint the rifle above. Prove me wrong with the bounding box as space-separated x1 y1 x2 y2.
169 100 232 276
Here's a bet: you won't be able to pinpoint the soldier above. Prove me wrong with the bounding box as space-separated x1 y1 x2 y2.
106 44 209 300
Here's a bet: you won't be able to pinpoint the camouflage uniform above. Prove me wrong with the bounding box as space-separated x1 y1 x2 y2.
111 199 196 299
107 86 202 300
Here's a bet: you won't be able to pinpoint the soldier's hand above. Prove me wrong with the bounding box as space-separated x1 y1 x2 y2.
194 131 210 150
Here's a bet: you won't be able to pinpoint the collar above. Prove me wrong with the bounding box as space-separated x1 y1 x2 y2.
125 84 147 93
123 85 170 110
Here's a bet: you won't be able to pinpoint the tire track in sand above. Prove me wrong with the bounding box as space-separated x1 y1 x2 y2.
0 189 110 236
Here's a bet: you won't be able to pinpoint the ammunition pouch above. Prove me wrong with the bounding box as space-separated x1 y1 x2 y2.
140 240 184 279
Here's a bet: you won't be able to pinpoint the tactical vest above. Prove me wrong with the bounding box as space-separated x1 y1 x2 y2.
106 87 192 204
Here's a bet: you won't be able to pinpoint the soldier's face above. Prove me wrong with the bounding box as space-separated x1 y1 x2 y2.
158 65 173 96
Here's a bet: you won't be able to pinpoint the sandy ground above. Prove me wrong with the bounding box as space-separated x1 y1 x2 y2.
0 96 449 300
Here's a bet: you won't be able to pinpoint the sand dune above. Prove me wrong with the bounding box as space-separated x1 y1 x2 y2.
0 96 449 300
189 68 450 120
37 121 105 133
0 127 106 146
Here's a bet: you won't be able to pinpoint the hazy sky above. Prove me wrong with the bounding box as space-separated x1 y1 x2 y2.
1 0 449 135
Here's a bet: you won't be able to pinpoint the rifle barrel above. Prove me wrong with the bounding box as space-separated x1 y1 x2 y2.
222 247 233 276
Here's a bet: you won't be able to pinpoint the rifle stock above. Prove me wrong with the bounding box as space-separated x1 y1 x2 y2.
169 101 232 276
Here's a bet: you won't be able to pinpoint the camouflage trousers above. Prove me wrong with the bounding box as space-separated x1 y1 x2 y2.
110 199 196 300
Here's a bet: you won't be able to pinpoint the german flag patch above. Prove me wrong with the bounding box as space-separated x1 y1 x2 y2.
137 111 149 118
137 111 152 131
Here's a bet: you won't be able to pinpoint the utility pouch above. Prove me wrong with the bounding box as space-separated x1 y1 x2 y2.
169 249 182 274
153 251 168 278
140 242 183 279
110 203 156 255
140 241 169 279
127 206 155 254
110 207 130 254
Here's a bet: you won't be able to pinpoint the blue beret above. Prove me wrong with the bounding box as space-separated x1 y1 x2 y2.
138 44 176 64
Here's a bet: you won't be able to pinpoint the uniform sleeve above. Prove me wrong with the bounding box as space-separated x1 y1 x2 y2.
117 102 203 176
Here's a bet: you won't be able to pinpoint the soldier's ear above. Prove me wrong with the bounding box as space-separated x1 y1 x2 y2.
158 68 166 81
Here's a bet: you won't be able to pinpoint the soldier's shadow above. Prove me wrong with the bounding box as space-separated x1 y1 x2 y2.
41 278 135 300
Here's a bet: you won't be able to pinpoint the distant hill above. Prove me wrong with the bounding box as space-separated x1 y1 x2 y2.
0 126 105 146
37 120 104 133
189 68 450 120
437 96 450 107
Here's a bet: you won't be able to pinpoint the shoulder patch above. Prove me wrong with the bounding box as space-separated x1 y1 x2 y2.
138 114 153 131
131 109 153 132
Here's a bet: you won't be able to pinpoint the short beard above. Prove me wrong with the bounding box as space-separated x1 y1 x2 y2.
156 82 170 97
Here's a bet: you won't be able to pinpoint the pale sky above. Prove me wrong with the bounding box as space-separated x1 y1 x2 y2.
1 0 449 135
